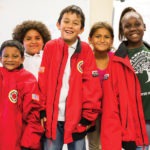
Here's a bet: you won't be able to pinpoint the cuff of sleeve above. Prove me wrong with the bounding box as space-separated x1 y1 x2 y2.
21 147 29 150
79 117 91 126
40 110 46 119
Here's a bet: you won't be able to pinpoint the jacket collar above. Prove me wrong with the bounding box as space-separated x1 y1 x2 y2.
75 38 81 53
59 37 81 54
115 41 150 58
115 41 128 58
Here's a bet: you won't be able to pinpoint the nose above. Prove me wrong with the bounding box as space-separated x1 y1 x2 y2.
67 22 73 28
130 25 137 31
31 39 36 43
100 37 105 42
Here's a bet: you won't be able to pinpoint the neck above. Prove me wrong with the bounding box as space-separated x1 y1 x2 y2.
94 50 108 59
127 41 144 49
94 50 110 70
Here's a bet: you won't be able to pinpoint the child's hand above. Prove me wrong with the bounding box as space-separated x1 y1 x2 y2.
86 124 92 131
41 117 47 130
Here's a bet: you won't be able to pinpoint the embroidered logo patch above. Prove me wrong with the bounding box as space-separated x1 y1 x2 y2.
32 94 39 101
77 60 83 73
92 70 99 77
39 66 45 73
8 90 18 103
104 74 109 80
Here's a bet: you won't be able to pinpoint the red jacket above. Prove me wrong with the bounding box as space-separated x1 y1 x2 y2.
101 42 149 150
38 38 102 143
0 67 44 150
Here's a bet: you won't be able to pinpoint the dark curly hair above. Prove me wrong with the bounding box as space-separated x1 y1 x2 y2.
12 20 51 45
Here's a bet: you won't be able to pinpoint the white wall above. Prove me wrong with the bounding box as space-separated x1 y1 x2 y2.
2 0 150 50
0 0 114 46
0 0 90 45
89 0 113 26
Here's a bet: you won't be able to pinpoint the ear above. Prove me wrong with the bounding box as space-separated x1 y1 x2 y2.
88 37 92 44
21 56 25 64
111 38 114 46
56 22 61 30
144 23 146 31
79 28 84 34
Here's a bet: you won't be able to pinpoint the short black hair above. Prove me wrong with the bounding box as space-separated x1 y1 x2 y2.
0 40 24 57
57 5 85 29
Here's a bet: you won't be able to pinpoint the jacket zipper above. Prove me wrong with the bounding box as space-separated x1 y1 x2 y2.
51 45 65 137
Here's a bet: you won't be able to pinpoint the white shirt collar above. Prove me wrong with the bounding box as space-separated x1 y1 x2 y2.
69 39 78 50
24 50 43 57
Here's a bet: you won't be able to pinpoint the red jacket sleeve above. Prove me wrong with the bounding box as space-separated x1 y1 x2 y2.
38 44 50 113
80 44 102 125
19 75 44 149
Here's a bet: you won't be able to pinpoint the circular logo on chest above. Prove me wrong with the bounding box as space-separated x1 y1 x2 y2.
77 60 83 73
8 90 18 103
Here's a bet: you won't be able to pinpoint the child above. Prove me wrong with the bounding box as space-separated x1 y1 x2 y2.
120 10 150 150
101 11 149 150
38 5 102 150
0 40 44 150
12 20 51 79
87 21 114 150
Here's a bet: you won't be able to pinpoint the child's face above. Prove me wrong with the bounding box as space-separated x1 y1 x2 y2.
57 12 84 46
121 13 145 45
89 28 113 52
0 46 24 70
23 29 44 55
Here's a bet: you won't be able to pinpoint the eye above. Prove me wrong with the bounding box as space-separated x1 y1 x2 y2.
25 37 31 41
134 22 141 27
95 35 101 38
124 24 131 29
3 55 8 58
35 37 42 40
104 35 111 39
13 55 19 58
63 20 69 24
73 22 79 25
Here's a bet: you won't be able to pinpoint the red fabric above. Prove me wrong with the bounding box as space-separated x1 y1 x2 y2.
38 38 102 143
0 67 44 150
101 55 149 150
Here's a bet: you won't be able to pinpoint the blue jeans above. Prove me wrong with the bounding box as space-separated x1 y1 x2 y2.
136 121 150 150
43 121 86 150
136 146 149 150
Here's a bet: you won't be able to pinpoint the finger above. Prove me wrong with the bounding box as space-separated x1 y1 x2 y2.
41 119 44 127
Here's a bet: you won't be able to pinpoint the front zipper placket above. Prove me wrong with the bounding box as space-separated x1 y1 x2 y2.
64 51 79 131
51 44 65 137
134 75 145 145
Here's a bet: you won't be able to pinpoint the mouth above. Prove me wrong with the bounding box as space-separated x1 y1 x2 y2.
65 30 73 34
30 46 38 49
5 63 15 66
96 43 107 46
130 33 139 38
